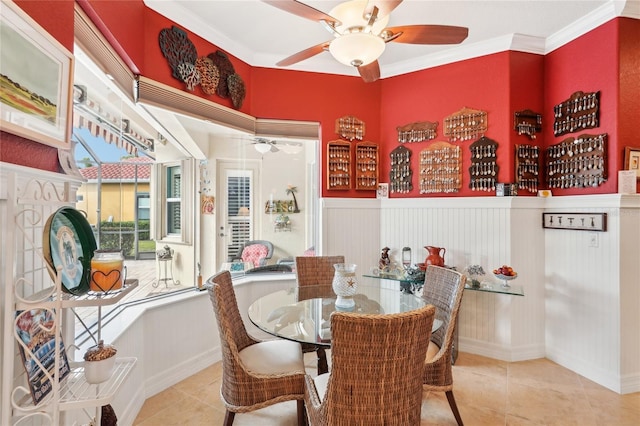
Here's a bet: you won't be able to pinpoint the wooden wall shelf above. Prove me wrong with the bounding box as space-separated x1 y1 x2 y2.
397 121 438 143
469 136 498 191
327 139 351 190
444 107 487 142
390 145 412 193
545 133 607 189
419 141 461 194
553 91 600 136
335 115 365 141
515 144 540 193
355 141 379 190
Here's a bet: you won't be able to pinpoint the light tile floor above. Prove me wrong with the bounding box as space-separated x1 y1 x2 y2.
133 351 640 425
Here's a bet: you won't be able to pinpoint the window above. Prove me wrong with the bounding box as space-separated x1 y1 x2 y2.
166 165 181 235
226 173 252 260
154 159 194 244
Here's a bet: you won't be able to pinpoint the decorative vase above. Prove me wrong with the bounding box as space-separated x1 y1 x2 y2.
424 246 446 267
469 274 482 288
332 263 358 308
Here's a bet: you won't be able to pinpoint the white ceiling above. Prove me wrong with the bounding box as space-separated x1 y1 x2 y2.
144 0 639 80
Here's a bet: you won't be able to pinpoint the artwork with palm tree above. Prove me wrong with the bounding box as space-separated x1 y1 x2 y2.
286 185 300 213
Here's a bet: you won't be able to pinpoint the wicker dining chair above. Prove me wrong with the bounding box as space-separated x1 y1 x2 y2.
421 265 467 426
208 271 306 426
304 304 436 425
295 255 345 374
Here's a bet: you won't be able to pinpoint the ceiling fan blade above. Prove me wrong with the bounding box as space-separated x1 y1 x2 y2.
276 41 330 66
385 25 469 45
357 61 381 83
364 0 403 20
262 0 340 26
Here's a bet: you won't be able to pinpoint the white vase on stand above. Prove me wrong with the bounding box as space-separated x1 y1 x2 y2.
332 263 358 309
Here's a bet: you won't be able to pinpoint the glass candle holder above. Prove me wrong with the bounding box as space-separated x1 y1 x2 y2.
90 249 124 292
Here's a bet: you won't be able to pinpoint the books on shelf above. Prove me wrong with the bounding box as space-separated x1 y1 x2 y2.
15 308 70 405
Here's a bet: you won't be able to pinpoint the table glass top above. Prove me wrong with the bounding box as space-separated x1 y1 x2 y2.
248 285 438 346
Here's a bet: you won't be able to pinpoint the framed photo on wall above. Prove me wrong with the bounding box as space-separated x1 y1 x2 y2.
0 1 73 148
624 146 640 180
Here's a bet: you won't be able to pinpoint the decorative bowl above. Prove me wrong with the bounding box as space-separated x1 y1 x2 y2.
493 272 518 281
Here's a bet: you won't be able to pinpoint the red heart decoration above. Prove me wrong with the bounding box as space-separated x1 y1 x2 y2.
91 269 121 292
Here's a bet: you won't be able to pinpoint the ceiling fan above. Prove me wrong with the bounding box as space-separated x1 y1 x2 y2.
262 0 469 83
251 137 303 154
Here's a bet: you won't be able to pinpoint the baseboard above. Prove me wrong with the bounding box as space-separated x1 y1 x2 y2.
116 380 146 426
547 346 640 394
459 337 545 362
143 347 221 398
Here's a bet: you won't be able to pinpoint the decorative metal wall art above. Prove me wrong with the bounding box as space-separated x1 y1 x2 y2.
397 121 438 143
514 110 542 139
419 141 461 194
158 28 246 109
390 145 412 193
545 133 607 189
195 57 220 95
159 26 198 82
444 107 488 142
468 136 498 191
335 116 365 141
553 90 600 136
208 50 235 98
515 144 540 193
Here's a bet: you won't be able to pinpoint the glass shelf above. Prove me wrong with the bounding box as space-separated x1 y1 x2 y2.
363 273 524 296
465 281 524 296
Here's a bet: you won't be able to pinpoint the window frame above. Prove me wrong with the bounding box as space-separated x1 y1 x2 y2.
154 159 194 244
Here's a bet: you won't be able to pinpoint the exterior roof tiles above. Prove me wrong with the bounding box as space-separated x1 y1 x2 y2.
80 157 152 181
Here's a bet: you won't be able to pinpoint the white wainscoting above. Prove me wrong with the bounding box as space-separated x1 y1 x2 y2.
322 195 640 394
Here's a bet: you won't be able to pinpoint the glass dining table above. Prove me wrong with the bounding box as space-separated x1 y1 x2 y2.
247 285 442 374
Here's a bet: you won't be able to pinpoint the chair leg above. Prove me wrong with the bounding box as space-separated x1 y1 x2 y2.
224 410 235 426
297 399 306 426
316 347 328 375
445 390 463 426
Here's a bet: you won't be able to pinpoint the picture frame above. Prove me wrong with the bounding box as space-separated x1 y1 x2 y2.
542 212 607 232
376 183 389 199
0 1 73 148
623 146 640 180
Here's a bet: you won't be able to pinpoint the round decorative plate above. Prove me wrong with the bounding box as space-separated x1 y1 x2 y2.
43 207 97 295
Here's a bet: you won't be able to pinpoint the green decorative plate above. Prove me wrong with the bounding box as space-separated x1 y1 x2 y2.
43 207 97 295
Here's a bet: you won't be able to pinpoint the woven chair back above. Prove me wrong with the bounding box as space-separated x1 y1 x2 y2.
317 305 436 424
421 266 466 350
208 271 260 407
295 255 344 300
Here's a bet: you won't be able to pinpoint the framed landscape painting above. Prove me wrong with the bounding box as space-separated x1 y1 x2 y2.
0 1 73 148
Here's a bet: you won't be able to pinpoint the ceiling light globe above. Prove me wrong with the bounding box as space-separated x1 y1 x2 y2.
254 143 272 154
329 33 385 67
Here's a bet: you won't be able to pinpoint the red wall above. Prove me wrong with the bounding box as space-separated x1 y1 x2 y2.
380 52 515 197
618 18 640 192
250 67 382 198
544 19 620 195
3 1 636 195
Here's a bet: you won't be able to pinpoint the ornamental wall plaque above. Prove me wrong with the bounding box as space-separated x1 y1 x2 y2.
443 107 487 142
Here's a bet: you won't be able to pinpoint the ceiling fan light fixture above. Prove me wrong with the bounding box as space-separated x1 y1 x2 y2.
254 143 272 154
329 33 385 67
330 0 389 35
